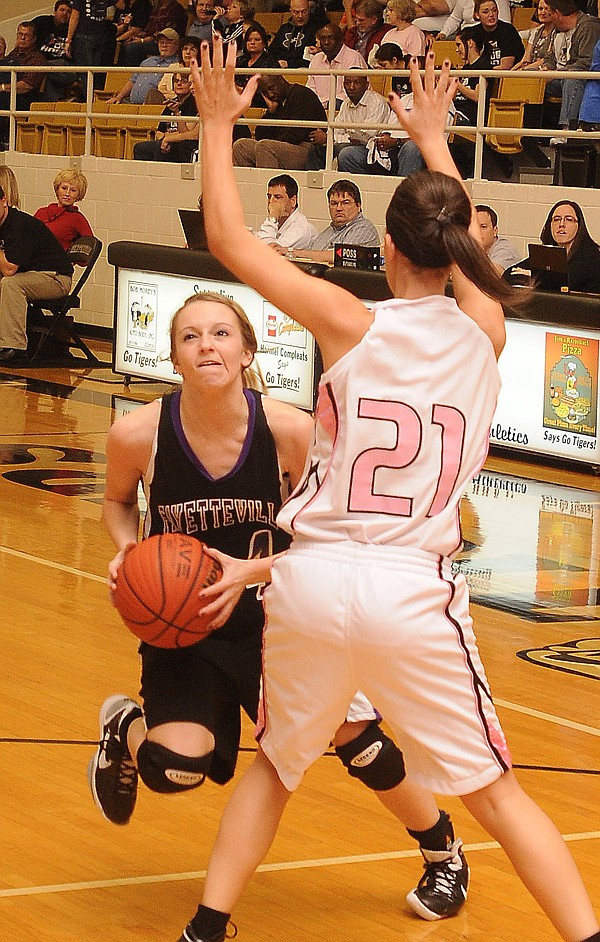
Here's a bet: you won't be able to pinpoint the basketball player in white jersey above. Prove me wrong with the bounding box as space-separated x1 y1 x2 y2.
173 41 600 942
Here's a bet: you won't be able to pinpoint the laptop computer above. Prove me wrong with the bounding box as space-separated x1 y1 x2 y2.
527 243 569 292
178 208 208 251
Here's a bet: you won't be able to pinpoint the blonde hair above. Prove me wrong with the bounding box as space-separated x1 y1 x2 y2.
387 0 418 22
0 166 20 208
170 292 266 391
53 169 88 201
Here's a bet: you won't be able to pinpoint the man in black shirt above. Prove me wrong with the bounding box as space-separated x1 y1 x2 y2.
0 186 73 362
268 0 327 69
32 1 78 101
233 75 327 169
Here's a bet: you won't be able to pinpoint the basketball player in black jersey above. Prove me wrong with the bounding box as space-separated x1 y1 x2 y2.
88 291 469 932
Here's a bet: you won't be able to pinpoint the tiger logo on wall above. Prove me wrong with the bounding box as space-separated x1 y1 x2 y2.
517 637 600 680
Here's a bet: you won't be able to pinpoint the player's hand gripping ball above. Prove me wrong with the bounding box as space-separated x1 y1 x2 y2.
113 533 223 648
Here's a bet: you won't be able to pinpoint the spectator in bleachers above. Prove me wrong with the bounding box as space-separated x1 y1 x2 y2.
336 50 454 175
475 204 520 273
133 70 199 161
233 73 327 167
113 0 154 47
157 35 201 102
436 0 510 39
187 0 227 43
0 166 20 208
34 170 94 251
65 0 115 77
578 36 600 128
268 0 328 68
211 0 255 55
412 0 458 35
255 174 317 250
469 0 524 68
0 22 47 148
372 40 408 92
236 22 279 105
288 179 380 264
512 0 556 69
453 27 488 123
107 29 180 104
380 0 427 54
343 0 389 63
307 24 367 106
119 0 187 66
33 2 81 102
543 0 600 143
306 70 391 168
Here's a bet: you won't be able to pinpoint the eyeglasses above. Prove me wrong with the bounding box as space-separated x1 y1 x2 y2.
551 215 578 224
329 199 354 208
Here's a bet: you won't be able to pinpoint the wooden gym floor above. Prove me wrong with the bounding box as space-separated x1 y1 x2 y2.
0 349 598 942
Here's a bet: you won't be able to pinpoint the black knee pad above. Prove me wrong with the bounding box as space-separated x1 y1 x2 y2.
335 721 406 791
137 741 212 794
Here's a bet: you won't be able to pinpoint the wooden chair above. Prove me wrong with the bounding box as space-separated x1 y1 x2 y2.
95 70 131 102
486 76 546 154
286 71 308 85
26 237 105 365
511 6 535 32
41 102 85 156
368 73 393 97
254 12 285 37
432 40 462 67
16 101 54 153
94 102 139 158
122 103 164 159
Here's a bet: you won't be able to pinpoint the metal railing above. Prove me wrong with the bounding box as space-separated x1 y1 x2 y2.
2 63 599 180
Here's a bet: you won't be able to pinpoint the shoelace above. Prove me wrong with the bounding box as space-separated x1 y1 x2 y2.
420 856 463 899
116 755 137 795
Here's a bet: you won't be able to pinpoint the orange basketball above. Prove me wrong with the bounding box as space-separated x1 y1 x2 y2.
113 533 223 648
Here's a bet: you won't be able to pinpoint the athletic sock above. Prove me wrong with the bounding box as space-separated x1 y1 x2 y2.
117 704 143 751
407 809 453 852
580 933 600 942
190 904 230 938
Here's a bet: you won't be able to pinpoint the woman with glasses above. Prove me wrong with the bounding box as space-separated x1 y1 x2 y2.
540 201 600 293
511 201 600 293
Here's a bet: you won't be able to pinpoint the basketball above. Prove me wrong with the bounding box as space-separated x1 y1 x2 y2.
113 533 223 648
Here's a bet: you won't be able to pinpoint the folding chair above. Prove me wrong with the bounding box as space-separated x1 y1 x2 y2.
26 236 106 365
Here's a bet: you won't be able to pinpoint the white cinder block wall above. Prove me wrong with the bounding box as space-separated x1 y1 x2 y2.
4 152 600 333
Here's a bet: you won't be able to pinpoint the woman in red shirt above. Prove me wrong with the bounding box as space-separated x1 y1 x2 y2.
34 170 94 252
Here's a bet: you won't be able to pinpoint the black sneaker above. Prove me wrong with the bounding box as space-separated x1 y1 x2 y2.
406 838 469 921
87 695 141 826
177 922 237 942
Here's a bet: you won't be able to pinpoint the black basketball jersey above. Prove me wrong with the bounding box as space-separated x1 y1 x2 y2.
143 388 291 644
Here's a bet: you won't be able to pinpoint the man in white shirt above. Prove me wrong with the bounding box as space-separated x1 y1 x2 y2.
306 71 391 169
475 204 521 273
255 174 316 253
306 23 367 107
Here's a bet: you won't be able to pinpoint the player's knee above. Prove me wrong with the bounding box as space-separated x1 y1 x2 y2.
335 721 406 791
137 740 212 794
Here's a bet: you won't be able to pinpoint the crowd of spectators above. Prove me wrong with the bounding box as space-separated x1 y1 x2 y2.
0 0 599 179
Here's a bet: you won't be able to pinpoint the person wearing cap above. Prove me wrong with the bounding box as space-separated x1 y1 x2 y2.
107 29 180 104
120 0 187 66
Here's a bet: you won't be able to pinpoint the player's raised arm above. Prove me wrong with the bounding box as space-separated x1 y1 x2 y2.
389 55 509 358
190 38 370 371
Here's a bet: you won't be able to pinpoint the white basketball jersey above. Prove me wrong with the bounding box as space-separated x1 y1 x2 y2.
278 296 501 557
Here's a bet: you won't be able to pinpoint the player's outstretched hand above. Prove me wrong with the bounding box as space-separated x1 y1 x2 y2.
190 35 260 129
388 52 457 152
